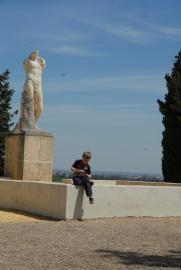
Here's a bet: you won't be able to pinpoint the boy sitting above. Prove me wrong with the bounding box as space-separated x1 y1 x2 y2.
71 151 94 204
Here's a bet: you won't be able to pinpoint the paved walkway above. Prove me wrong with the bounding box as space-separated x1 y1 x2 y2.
0 211 180 269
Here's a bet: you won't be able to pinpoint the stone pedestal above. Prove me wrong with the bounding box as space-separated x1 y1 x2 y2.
4 131 54 181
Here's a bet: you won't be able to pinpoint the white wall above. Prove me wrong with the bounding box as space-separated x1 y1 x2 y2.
0 179 181 219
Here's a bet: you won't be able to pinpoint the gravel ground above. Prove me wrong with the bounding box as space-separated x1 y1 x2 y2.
0 213 181 270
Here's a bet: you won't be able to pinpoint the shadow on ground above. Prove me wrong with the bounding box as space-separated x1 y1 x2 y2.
0 208 61 221
96 249 181 268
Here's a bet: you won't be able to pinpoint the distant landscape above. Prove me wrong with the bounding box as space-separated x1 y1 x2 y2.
53 169 163 182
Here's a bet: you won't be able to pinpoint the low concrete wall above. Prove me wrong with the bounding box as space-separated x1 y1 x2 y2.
0 179 181 219
0 179 67 219
66 184 181 219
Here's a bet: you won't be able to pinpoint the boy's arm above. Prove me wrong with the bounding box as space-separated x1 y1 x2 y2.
71 166 84 175
85 166 91 178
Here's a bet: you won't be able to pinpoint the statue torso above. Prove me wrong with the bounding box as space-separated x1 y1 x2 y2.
24 58 45 82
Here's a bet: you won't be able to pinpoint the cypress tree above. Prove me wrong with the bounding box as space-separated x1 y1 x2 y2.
158 50 181 182
0 70 18 175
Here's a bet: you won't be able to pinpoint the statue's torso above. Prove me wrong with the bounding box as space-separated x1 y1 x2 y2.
24 58 45 83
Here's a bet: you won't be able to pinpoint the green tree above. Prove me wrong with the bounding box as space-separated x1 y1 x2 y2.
0 70 18 175
158 50 181 182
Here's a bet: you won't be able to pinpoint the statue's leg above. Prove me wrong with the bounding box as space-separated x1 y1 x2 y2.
23 79 34 98
34 86 43 122
20 80 36 130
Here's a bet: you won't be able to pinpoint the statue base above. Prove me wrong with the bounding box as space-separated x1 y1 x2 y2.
4 130 54 182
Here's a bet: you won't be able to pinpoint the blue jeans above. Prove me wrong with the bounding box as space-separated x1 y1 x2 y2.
72 176 93 197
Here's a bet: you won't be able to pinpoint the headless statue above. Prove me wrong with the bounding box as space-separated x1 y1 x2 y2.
14 50 45 132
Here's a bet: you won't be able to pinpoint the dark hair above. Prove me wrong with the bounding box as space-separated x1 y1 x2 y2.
82 151 92 159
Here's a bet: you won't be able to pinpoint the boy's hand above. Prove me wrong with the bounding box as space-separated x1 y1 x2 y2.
78 170 85 175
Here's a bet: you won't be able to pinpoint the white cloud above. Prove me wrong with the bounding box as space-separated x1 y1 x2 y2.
16 32 89 43
103 24 152 44
43 74 165 94
62 15 151 44
62 14 181 44
48 45 103 57
95 21 181 43
151 25 181 38
41 103 159 127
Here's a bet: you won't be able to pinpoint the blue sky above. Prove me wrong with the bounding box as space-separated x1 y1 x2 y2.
0 0 181 174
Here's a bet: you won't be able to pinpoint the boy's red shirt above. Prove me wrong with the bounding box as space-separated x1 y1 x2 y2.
72 159 91 175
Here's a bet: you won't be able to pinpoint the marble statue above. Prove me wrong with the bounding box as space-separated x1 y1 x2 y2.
14 50 45 132
6 51 53 182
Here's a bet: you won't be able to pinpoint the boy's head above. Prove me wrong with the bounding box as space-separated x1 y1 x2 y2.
82 151 91 164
